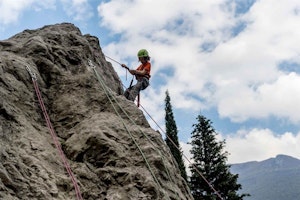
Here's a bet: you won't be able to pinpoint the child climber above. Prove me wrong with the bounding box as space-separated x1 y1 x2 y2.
122 49 151 101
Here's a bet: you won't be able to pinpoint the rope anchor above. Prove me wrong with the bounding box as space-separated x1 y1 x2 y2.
88 59 96 69
25 65 37 80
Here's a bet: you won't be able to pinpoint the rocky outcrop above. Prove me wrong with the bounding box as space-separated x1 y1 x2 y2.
0 23 193 200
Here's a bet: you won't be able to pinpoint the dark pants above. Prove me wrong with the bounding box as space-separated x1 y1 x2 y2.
124 77 149 101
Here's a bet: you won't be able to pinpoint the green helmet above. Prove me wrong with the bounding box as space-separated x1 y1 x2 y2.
137 49 149 57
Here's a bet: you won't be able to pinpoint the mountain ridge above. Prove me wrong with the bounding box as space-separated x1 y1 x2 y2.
231 154 300 200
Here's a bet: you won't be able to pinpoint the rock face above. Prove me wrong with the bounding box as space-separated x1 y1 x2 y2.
0 23 193 200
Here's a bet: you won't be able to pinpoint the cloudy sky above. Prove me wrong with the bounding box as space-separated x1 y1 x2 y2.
1 0 300 164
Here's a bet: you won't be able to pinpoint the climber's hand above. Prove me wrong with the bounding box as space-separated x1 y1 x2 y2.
129 69 136 75
121 64 129 70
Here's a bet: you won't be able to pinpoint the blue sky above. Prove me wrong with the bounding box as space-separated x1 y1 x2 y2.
1 0 300 164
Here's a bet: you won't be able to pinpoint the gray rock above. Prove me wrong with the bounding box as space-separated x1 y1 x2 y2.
0 23 193 200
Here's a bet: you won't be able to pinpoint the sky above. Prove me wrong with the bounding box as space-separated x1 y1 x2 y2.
1 0 300 165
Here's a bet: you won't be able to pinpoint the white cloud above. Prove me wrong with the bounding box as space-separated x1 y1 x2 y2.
99 0 300 125
98 0 238 111
216 72 300 122
225 128 300 163
60 0 93 22
0 0 56 25
180 128 300 166
180 141 193 176
140 87 166 130
0 0 93 26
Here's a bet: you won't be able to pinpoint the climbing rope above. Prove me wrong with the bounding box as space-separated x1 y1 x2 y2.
88 60 174 200
25 65 83 200
104 55 123 66
105 54 130 80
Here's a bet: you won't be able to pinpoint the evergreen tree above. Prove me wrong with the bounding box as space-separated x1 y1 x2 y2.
189 114 249 200
164 90 187 181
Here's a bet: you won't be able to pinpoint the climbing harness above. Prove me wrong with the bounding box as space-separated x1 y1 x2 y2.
25 65 83 200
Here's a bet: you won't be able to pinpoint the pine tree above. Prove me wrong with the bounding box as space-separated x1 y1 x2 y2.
164 90 188 181
189 114 249 200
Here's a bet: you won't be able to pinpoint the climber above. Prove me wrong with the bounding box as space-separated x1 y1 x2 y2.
122 49 151 101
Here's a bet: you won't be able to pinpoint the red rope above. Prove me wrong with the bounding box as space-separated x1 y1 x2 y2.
32 79 83 200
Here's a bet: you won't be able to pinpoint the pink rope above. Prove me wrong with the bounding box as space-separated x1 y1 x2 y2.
32 79 83 200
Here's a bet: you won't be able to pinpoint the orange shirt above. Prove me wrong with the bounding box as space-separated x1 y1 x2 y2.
136 61 151 79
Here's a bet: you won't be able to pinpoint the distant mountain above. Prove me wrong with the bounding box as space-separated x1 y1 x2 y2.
231 155 300 200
